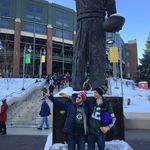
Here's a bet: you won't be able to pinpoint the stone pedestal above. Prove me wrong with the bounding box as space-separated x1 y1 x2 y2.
53 96 124 143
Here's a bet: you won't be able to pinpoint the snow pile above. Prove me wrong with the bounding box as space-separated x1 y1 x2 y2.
44 133 52 150
0 78 45 106
54 86 94 97
105 140 133 150
109 78 150 112
55 79 150 113
50 140 133 150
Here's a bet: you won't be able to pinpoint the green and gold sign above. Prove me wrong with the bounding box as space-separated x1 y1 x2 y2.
110 47 119 63
25 53 31 64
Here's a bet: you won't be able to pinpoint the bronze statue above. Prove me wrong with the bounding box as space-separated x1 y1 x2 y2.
72 0 125 90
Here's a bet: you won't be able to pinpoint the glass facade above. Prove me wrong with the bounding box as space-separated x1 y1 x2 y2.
55 11 70 28
20 36 47 77
1 0 10 7
0 0 75 76
25 3 43 22
54 29 73 40
21 1 47 34
1 8 10 17
0 0 14 29
0 18 10 28
53 8 74 40
22 21 46 34
0 33 14 76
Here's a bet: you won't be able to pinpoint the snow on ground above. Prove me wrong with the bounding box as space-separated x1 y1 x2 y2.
109 78 150 112
44 134 133 150
1 77 149 150
0 77 150 112
49 140 133 150
0 78 45 105
55 78 150 113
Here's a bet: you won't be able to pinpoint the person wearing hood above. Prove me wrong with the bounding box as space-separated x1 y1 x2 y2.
48 91 89 150
0 99 8 135
88 87 116 150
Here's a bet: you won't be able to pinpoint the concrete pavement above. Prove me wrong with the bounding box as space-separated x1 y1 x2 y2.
0 135 47 150
125 129 150 150
125 112 150 129
1 129 150 150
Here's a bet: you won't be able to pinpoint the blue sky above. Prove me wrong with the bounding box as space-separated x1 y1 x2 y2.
48 0 150 62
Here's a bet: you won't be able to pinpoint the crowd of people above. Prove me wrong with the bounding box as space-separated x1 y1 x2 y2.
45 72 72 92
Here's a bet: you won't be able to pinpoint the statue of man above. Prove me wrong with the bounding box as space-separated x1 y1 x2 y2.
72 0 118 90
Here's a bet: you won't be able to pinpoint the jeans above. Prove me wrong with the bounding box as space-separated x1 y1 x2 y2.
67 133 86 150
39 117 49 128
88 133 105 150
0 121 6 133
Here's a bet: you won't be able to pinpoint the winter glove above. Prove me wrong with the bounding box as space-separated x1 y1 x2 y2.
100 126 110 134
111 113 115 118
43 92 49 97
59 92 69 98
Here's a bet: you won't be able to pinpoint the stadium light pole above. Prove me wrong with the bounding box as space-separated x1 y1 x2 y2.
22 44 32 90
107 38 119 89
62 21 65 75
39 48 46 78
0 40 3 50
119 45 124 97
107 39 117 77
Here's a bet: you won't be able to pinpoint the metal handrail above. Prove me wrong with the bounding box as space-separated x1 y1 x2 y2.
1 79 45 100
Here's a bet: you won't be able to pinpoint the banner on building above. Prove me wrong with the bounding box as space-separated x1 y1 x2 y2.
42 55 45 63
110 47 119 63
108 48 110 61
25 53 31 64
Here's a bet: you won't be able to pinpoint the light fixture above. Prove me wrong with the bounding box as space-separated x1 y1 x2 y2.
43 48 46 55
107 39 114 45
28 45 32 53
0 40 3 50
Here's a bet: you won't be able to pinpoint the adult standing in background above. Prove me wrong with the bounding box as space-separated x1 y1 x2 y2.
0 99 8 135
38 88 51 130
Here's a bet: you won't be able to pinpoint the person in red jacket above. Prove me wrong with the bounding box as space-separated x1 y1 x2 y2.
0 99 8 135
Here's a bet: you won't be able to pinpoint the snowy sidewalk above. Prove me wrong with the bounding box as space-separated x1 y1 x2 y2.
0 135 47 150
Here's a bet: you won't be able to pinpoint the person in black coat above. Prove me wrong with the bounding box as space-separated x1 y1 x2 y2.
48 91 89 150
48 84 54 96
